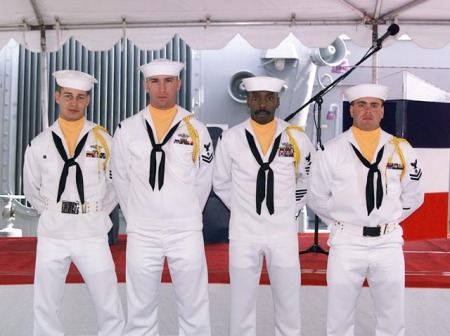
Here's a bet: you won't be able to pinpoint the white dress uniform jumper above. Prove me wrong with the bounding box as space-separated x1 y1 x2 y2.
307 128 424 336
23 120 125 336
213 118 314 336
112 106 213 336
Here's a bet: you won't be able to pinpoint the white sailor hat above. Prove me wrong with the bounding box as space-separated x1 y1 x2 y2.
138 58 185 78
344 83 389 103
242 76 286 93
53 70 97 91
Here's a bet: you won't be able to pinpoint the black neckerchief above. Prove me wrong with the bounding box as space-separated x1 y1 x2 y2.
351 144 385 215
52 131 89 204
245 129 282 215
145 120 181 190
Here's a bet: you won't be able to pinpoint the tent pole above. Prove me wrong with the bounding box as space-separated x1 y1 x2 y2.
29 0 49 129
39 25 49 129
372 24 379 84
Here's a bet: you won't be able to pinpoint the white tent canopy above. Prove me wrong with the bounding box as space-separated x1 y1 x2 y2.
1 0 450 52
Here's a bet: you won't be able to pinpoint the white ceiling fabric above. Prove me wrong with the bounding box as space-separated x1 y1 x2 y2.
0 0 449 52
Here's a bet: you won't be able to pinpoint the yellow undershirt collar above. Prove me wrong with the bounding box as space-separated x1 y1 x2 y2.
352 126 381 162
58 117 85 157
250 119 277 156
149 106 177 142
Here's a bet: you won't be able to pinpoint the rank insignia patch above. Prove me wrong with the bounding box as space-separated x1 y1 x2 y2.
202 142 213 163
409 159 422 181
305 153 312 174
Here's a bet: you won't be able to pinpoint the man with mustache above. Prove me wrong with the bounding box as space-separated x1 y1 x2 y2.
307 83 424 335
213 76 314 336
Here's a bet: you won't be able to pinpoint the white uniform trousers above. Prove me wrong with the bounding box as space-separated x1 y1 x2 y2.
326 230 405 336
124 230 211 336
229 239 301 336
33 235 125 336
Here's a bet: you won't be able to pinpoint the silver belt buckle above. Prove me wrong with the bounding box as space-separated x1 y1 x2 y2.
61 201 80 214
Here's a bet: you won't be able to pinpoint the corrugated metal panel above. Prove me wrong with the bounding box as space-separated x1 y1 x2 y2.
15 36 191 199
16 49 41 198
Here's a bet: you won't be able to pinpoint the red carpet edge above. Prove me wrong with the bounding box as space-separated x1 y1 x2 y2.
0 234 449 288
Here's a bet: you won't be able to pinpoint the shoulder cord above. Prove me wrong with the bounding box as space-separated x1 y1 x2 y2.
92 125 110 171
285 125 305 170
182 114 199 163
386 136 409 181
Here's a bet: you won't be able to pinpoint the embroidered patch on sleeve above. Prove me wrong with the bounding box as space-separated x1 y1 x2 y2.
201 142 213 163
409 159 422 181
296 189 307 201
305 153 311 174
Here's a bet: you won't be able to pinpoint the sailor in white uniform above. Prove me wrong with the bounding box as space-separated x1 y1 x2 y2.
307 83 424 336
23 70 125 336
213 76 314 336
112 59 213 336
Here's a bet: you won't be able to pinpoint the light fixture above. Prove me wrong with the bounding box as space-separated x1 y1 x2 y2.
261 43 299 71
274 58 286 71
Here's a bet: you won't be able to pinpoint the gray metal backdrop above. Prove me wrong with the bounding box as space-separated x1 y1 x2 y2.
15 36 192 199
